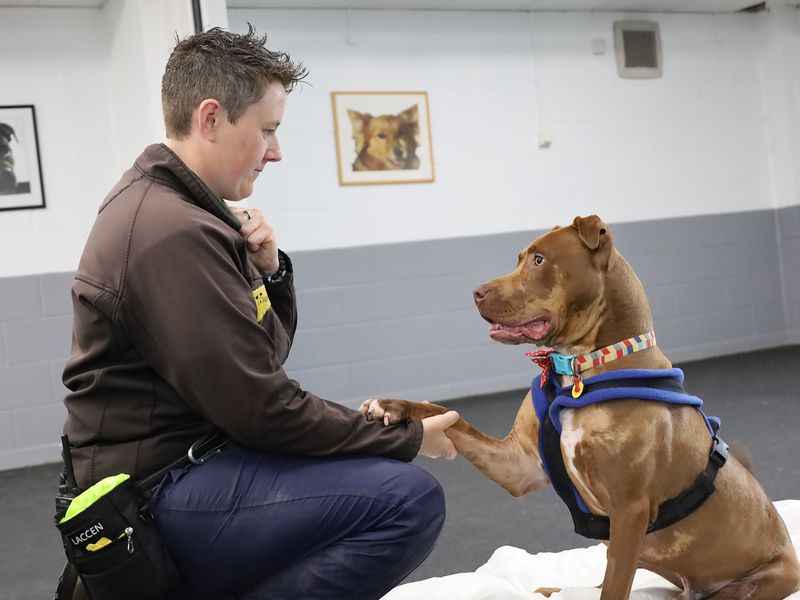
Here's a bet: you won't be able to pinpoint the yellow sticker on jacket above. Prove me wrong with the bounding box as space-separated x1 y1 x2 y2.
252 285 271 323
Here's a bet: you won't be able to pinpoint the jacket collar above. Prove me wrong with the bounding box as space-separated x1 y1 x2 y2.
134 143 241 231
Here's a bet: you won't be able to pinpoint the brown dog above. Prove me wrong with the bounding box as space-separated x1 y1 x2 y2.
362 216 800 599
348 104 419 171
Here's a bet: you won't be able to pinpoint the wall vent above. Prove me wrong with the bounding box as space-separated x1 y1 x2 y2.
613 21 662 79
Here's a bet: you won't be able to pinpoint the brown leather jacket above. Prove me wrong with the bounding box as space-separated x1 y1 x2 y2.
63 144 422 487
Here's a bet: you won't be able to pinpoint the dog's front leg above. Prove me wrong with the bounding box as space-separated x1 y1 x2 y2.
450 394 549 497
362 395 549 497
600 501 650 600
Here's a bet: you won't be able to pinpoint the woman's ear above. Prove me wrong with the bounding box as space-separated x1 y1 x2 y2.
196 99 222 141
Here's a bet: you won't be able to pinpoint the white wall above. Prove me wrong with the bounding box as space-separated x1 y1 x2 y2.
0 7 115 278
760 1 800 211
0 4 799 277
0 1 193 279
229 8 784 254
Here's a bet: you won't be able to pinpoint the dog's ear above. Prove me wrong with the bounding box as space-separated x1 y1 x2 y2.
399 104 418 125
347 109 369 155
573 215 614 269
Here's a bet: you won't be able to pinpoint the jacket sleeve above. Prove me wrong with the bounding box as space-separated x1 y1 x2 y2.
262 250 297 350
121 214 422 461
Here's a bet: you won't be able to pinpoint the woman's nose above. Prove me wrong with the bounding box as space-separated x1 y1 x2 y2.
266 138 282 162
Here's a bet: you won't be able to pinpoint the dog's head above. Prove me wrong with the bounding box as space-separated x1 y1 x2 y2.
473 215 615 350
348 105 419 170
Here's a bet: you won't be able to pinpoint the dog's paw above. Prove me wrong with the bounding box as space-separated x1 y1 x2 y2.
534 588 561 598
359 398 405 426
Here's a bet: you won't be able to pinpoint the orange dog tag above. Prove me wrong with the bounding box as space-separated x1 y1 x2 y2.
571 378 584 398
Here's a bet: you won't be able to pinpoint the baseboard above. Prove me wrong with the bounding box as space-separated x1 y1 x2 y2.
0 443 61 471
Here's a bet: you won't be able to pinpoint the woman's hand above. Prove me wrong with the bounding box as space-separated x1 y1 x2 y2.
419 411 460 460
230 207 279 274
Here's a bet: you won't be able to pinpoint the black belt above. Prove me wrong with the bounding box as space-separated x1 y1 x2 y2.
56 432 230 519
135 433 230 497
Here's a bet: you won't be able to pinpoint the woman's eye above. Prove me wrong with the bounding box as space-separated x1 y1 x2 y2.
533 255 544 266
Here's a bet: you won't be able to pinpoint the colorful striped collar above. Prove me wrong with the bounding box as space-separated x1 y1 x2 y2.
526 331 657 398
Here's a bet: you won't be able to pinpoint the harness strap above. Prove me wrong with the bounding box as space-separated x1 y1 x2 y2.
649 435 728 532
540 375 728 540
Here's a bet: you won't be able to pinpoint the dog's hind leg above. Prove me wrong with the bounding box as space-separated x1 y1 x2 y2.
704 551 800 600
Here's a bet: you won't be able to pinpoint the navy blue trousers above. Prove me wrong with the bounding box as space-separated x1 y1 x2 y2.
149 444 445 599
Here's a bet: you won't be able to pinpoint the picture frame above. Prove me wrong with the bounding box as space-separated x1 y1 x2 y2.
0 105 45 211
331 91 435 186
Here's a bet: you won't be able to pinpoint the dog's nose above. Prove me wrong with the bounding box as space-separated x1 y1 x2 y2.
394 147 404 159
473 284 491 305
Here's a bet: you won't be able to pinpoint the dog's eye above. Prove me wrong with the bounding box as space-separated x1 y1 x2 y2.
377 133 386 139
533 255 544 266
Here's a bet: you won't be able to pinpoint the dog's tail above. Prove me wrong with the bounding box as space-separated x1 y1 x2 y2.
728 440 754 473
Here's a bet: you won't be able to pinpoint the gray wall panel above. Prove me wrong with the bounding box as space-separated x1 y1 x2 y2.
3 315 72 365
778 205 800 239
289 364 352 401
728 272 783 309
778 205 800 339
752 304 787 335
409 272 482 314
2 208 799 470
665 210 776 248
340 281 411 323
645 285 679 320
295 288 345 329
348 355 418 398
0 276 43 321
781 237 800 271
12 404 66 448
40 272 74 316
611 220 670 254
0 412 14 452
0 363 54 411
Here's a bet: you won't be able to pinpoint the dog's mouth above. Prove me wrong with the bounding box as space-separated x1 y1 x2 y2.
488 317 553 344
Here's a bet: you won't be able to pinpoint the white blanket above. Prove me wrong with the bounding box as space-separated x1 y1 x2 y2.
385 500 800 600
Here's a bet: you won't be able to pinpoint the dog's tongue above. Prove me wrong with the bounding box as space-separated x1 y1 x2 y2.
490 320 550 341
523 320 550 339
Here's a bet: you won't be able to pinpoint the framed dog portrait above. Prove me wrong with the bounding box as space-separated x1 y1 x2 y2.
331 91 435 186
0 105 45 211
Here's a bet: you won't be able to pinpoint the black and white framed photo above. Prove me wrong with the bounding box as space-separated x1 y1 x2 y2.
0 105 45 211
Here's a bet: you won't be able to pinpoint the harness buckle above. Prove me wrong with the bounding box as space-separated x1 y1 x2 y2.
709 436 729 469
550 353 577 376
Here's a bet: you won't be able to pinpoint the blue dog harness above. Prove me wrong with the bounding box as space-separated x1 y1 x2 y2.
532 368 729 540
